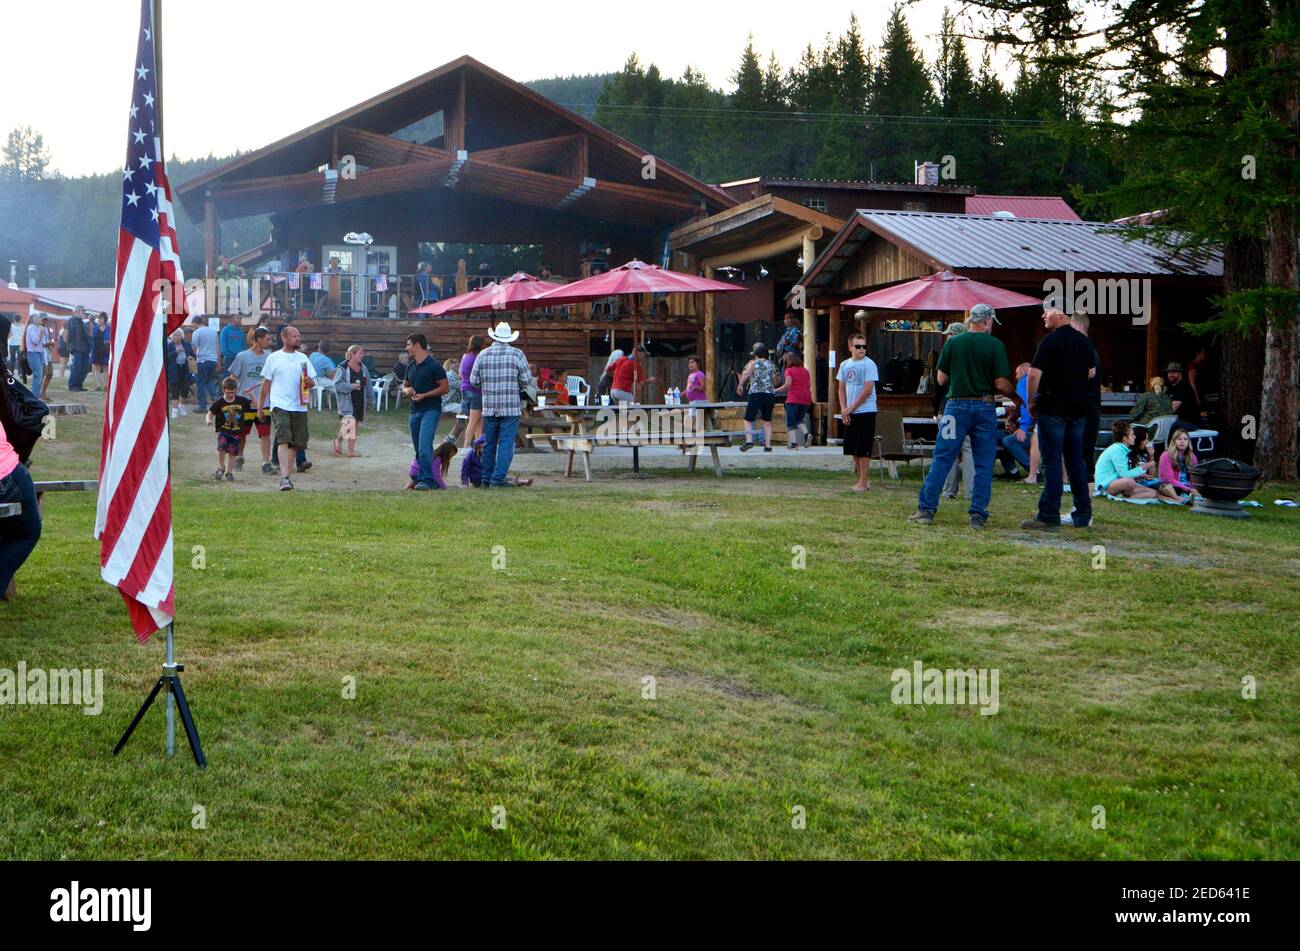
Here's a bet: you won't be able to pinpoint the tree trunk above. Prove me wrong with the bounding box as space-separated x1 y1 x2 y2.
1255 5 1299 481
1220 242 1267 461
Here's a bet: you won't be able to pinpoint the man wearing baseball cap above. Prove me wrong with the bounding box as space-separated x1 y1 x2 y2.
908 303 1022 528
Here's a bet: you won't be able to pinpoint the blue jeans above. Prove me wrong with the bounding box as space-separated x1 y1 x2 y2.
68 351 91 389
409 410 440 487
481 414 521 486
194 360 218 405
0 463 41 594
917 399 999 519
785 402 809 441
1003 431 1032 472
25 352 44 387
1036 414 1092 525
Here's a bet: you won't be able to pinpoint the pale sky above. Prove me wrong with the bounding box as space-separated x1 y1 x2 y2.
4 0 1000 177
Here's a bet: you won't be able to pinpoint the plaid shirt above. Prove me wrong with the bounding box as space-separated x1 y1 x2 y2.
469 341 532 417
775 324 802 358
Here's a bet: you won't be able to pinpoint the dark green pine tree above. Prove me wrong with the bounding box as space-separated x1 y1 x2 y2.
659 66 729 182
728 35 769 173
964 0 1297 477
811 15 872 181
594 54 646 144
968 48 1010 191
867 4 938 182
932 8 981 186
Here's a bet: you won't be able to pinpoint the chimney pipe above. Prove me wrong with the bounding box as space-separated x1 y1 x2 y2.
27 265 37 290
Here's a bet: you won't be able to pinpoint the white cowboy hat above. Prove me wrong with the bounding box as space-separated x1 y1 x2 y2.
488 321 519 343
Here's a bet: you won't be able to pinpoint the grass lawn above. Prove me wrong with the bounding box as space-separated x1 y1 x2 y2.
2 388 1298 859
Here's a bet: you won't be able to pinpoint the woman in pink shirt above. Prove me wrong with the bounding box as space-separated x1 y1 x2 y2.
1158 428 1200 501
683 355 707 403
1 330 42 599
774 353 813 449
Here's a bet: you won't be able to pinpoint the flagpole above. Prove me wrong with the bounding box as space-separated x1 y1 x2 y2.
152 0 177 759
111 0 205 768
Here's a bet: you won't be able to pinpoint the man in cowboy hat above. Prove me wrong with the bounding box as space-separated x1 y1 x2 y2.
1164 361 1201 429
469 322 534 488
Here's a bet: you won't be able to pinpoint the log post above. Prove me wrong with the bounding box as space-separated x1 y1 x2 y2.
203 192 218 280
704 266 717 402
1144 292 1160 382
802 230 817 381
827 303 841 442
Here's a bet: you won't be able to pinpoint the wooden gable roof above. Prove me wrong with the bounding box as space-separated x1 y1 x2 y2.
177 55 731 224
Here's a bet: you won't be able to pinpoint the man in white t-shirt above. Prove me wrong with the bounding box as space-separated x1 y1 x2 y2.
835 333 880 492
257 326 316 491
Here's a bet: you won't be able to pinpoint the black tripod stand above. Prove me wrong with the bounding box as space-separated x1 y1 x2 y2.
113 625 206 767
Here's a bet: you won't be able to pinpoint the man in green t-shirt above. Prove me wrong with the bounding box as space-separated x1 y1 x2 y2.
908 303 1023 528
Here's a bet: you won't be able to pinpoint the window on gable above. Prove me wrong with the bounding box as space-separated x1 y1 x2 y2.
390 111 446 146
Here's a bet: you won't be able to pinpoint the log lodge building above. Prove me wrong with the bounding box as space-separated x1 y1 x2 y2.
178 55 1226 441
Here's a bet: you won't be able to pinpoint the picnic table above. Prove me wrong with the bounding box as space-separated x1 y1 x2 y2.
2 479 98 600
528 401 746 481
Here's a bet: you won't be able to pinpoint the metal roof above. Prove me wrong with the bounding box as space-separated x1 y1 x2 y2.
965 195 1081 220
863 210 1221 275
799 210 1223 299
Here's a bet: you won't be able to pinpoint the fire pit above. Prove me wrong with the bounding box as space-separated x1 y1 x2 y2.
1189 458 1262 519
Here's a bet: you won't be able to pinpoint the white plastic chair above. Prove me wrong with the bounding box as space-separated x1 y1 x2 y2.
566 375 589 396
1147 414 1218 455
372 373 394 412
313 374 337 412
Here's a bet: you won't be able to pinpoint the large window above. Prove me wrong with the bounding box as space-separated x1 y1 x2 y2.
391 111 445 146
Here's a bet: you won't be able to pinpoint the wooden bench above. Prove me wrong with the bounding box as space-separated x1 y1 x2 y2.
2 479 98 600
544 431 739 480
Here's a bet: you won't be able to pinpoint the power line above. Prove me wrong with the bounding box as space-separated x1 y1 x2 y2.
556 102 1049 127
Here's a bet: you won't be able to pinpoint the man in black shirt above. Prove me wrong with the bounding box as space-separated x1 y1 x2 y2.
401 333 448 490
1165 362 1201 428
1070 313 1103 492
1023 308 1097 530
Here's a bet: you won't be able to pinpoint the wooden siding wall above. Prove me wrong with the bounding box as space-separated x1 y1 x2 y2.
767 187 968 220
835 235 932 292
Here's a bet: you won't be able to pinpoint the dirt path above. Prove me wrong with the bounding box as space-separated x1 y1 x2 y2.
49 380 876 496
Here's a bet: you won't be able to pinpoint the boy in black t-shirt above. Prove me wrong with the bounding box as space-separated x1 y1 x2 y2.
207 377 254 482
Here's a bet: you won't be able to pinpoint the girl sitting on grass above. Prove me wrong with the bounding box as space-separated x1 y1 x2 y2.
407 441 459 490
1158 428 1200 502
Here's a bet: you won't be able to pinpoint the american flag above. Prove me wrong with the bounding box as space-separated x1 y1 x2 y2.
94 0 187 642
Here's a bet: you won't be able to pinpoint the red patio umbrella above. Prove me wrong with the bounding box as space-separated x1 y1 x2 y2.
841 270 1043 312
534 259 749 359
409 282 498 316
535 259 747 304
414 272 561 346
435 271 557 315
